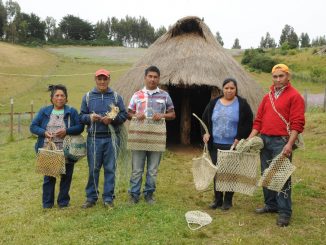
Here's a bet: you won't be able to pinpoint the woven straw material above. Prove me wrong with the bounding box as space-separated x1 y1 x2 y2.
258 153 296 192
235 137 264 153
216 149 259 195
36 141 65 177
192 146 218 191
63 135 86 161
127 118 166 152
185 210 212 230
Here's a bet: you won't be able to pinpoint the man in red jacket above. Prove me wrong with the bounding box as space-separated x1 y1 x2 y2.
248 64 305 227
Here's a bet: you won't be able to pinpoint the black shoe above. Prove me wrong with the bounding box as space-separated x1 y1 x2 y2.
103 201 114 208
209 200 222 209
255 206 278 214
81 201 96 209
221 203 232 211
58 204 70 209
276 216 290 227
144 194 155 205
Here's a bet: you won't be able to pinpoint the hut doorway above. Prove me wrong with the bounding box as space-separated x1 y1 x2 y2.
165 85 220 145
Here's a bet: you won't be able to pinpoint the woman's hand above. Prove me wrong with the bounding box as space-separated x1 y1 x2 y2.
55 128 67 139
44 131 53 139
203 133 210 144
135 112 146 120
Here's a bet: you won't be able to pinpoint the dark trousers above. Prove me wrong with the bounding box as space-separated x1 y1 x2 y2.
260 135 292 218
42 163 75 208
209 143 234 205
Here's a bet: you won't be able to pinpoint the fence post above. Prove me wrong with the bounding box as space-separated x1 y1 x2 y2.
10 97 14 140
304 89 308 112
31 100 34 121
18 113 21 135
323 87 326 112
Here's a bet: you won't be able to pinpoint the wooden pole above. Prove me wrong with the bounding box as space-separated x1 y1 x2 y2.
10 97 14 140
17 113 21 135
180 90 191 145
30 100 34 121
304 89 308 112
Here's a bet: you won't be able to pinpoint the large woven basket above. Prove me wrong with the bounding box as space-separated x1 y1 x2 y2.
36 141 65 177
258 153 296 192
216 149 260 196
127 117 166 152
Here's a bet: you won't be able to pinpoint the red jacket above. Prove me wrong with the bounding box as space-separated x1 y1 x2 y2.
253 83 305 136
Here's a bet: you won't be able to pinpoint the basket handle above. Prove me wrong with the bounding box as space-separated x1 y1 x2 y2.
46 138 57 151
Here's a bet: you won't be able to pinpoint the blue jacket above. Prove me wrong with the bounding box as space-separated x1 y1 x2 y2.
30 105 84 152
80 87 128 135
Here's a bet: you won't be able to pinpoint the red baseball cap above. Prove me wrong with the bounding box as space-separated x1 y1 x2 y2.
95 68 110 77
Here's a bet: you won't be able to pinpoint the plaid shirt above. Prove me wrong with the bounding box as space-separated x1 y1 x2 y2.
128 87 174 117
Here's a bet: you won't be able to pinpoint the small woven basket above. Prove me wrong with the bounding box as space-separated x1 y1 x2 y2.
36 141 65 177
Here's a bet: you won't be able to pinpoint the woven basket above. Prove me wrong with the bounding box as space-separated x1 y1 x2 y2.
127 117 166 152
36 141 65 177
192 144 218 191
185 210 212 230
63 135 86 161
216 149 259 196
258 153 296 192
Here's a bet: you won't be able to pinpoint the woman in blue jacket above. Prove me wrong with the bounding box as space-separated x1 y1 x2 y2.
30 84 84 209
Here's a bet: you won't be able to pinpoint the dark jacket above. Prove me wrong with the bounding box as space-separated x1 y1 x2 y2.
30 105 84 152
79 88 128 135
202 95 253 149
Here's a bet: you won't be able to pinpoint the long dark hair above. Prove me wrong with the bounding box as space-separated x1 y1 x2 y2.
222 78 238 96
48 84 68 103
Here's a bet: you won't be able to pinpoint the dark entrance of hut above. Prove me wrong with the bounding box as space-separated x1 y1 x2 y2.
165 85 221 145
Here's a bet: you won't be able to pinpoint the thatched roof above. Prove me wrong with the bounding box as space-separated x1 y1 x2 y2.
113 16 263 111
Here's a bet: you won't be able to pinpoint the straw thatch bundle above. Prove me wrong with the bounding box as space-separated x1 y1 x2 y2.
114 16 263 112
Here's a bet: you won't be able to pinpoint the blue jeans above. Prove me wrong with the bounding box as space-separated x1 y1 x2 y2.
129 150 162 198
43 162 74 208
260 135 292 218
85 136 118 203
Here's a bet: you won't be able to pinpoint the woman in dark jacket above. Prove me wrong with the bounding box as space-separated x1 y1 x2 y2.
30 84 84 209
202 78 253 210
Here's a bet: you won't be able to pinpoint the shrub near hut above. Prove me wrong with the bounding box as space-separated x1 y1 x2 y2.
241 48 278 73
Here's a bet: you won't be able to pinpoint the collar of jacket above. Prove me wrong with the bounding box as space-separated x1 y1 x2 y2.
43 104 72 117
91 87 114 94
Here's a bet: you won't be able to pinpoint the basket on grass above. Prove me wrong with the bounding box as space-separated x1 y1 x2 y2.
127 117 166 152
258 153 296 192
36 140 65 177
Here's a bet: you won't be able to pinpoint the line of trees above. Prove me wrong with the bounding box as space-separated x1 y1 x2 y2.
216 24 326 49
0 0 166 47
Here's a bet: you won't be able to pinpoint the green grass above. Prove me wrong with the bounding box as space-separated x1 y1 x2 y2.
0 111 325 244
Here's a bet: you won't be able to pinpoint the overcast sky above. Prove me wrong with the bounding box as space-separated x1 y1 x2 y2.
15 0 326 49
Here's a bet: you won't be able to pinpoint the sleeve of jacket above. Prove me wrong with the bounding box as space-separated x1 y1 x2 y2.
236 99 253 139
79 94 91 125
253 95 267 132
66 107 85 135
111 95 128 126
289 93 305 133
30 107 46 136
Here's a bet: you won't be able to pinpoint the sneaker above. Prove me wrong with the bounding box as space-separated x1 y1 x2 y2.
144 194 155 205
81 201 96 209
103 201 114 208
129 196 139 204
255 206 278 214
276 216 290 227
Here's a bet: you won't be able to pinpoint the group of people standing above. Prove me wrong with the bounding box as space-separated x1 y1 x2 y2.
30 63 305 227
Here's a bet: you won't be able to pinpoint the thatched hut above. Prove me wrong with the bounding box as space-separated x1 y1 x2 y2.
114 16 263 145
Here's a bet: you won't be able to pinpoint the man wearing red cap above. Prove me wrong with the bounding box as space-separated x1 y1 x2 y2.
248 64 305 227
80 68 128 208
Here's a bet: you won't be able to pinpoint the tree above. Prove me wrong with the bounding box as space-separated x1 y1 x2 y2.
300 33 310 48
215 31 224 46
259 32 276 48
311 35 326 47
59 15 94 40
0 0 7 38
279 24 299 49
232 38 241 49
5 0 20 43
154 26 166 41
94 18 110 40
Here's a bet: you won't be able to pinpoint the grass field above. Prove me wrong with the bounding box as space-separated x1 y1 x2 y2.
0 111 325 244
0 43 325 244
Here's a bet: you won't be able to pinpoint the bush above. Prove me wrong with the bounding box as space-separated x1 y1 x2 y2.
241 48 277 73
